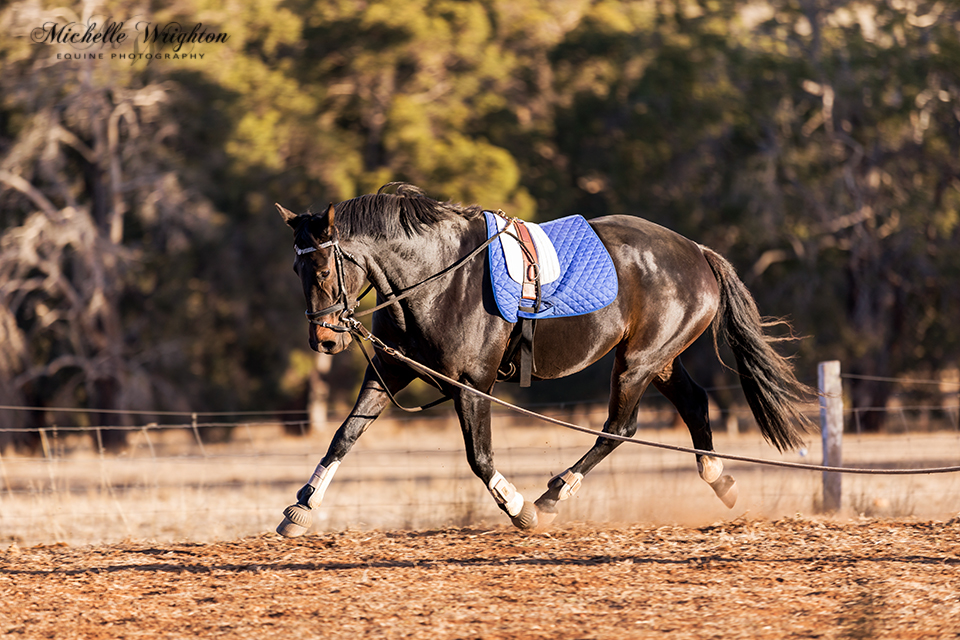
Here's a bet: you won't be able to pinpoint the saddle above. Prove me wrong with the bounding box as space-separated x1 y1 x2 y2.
484 211 618 386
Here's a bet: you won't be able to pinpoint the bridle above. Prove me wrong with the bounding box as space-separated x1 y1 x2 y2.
297 238 367 333
293 213 518 413
296 210 519 336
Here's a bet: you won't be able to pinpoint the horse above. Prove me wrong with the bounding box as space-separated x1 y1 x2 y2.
274 182 813 536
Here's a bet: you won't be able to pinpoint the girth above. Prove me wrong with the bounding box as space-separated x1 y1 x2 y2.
507 219 541 388
514 221 540 304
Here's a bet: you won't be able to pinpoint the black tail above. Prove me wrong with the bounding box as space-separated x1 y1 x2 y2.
701 246 814 451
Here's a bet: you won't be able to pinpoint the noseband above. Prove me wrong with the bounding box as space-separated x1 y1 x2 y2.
297 239 360 333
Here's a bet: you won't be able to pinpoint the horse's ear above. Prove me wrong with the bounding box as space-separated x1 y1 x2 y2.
326 203 336 237
276 203 299 227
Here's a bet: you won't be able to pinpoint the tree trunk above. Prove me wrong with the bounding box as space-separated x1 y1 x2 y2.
92 377 127 452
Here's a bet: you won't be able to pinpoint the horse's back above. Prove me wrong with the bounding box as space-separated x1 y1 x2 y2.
589 214 719 301
527 214 720 380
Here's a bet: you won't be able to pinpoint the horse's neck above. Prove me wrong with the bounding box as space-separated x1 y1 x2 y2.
356 217 483 303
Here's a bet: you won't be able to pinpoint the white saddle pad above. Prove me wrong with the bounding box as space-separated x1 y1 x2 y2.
494 216 561 286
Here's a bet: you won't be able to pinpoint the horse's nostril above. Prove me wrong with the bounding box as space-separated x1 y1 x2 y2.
321 340 337 352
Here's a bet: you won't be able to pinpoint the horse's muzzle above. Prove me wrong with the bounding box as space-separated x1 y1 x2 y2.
310 322 353 354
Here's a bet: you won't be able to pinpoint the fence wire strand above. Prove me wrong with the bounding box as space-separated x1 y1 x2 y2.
3 373 960 545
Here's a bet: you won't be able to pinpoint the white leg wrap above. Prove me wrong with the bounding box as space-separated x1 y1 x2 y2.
488 471 525 517
305 460 340 509
553 469 583 501
698 456 723 484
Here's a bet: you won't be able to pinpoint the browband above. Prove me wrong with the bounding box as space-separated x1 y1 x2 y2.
295 239 336 256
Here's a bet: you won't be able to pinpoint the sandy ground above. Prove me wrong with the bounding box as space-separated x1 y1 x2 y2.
2 518 960 639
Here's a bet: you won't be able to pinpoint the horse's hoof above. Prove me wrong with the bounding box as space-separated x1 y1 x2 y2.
284 503 313 526
509 501 539 530
533 505 557 530
276 504 312 538
276 517 308 538
710 475 739 509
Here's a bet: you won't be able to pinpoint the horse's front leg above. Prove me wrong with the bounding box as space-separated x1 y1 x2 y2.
456 391 539 530
276 360 414 538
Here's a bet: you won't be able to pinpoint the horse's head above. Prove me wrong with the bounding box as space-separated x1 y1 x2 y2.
277 202 362 355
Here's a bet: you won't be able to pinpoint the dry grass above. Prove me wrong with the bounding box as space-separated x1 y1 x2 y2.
2 406 960 546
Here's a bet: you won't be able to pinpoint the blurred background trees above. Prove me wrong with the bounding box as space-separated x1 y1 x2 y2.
1 0 958 447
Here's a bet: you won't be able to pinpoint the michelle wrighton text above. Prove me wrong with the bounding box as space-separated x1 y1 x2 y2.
31 19 229 53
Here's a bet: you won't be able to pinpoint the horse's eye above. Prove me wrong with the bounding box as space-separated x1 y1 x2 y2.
320 269 331 279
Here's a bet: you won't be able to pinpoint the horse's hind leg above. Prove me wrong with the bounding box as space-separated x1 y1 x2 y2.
533 345 656 526
652 357 738 508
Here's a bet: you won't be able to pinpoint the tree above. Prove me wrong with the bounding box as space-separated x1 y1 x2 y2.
0 0 289 447
3 0 958 449
503 0 960 426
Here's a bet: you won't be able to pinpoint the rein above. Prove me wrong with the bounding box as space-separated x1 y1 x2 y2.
352 213 514 320
303 210 515 330
300 210 519 412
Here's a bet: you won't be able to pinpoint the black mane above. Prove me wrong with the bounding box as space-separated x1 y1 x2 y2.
328 183 483 241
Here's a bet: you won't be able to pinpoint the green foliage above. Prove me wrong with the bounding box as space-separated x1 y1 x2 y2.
1 0 959 432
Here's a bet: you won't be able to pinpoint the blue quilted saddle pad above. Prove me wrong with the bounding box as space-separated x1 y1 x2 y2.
484 211 618 322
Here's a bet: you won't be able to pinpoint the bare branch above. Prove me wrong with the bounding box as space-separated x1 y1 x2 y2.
107 102 137 244
54 126 97 164
0 170 60 218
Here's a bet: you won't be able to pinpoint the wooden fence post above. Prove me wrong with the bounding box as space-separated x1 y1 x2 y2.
819 360 843 512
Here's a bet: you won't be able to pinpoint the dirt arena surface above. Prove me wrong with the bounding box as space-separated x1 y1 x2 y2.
3 517 959 639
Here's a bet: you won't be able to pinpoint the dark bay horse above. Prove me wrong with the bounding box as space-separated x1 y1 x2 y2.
275 183 812 536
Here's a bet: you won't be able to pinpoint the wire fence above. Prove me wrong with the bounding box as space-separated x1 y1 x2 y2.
1 372 959 546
